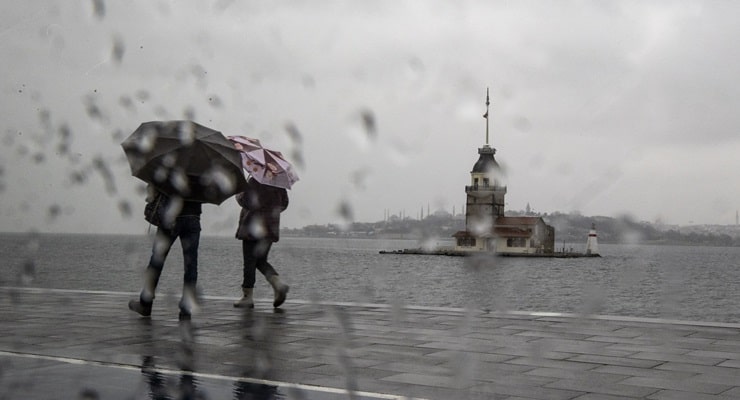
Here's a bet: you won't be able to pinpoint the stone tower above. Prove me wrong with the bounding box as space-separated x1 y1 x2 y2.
464 88 507 236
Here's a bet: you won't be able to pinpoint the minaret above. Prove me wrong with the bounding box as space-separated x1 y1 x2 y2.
464 88 507 240
586 223 599 255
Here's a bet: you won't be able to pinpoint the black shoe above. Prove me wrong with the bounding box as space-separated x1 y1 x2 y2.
128 299 152 317
273 285 289 308
178 298 193 321
178 310 191 321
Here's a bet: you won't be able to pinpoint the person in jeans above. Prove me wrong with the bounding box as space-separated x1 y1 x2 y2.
233 178 290 309
129 185 203 320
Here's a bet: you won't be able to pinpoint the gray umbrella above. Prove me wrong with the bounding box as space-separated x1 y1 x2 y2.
122 120 248 204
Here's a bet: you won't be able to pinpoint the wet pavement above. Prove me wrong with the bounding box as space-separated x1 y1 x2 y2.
1 287 739 399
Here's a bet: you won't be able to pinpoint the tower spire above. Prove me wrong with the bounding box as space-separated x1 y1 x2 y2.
483 87 491 145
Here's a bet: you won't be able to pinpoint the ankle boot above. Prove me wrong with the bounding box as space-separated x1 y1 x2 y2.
233 287 254 308
129 267 159 317
178 284 198 320
266 275 289 308
140 268 161 304
128 298 152 317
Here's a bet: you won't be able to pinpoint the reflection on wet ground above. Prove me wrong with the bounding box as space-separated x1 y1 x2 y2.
0 354 356 399
2 287 740 399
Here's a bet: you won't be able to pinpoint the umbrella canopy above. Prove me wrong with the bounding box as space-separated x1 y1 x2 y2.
227 135 299 189
122 121 249 204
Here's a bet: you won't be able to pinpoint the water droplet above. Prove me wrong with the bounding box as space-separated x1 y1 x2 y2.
284 122 303 145
78 388 100 400
84 95 107 122
118 200 132 218
359 109 377 139
111 35 125 64
183 106 196 121
135 90 150 102
208 95 222 108
90 0 105 19
20 260 35 285
350 168 370 190
48 204 62 220
92 156 117 194
119 95 134 112
177 121 195 145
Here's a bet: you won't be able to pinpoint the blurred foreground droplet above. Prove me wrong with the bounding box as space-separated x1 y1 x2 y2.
118 200 132 218
284 122 303 145
111 35 125 64
359 109 376 139
90 0 105 19
177 121 195 145
92 156 117 194
84 95 108 124
350 168 369 190
335 200 354 231
47 204 62 221
79 388 100 400
579 284 605 316
208 95 223 108
346 108 378 150
119 95 134 112
20 260 35 285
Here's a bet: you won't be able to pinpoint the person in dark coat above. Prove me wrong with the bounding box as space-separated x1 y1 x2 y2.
129 184 203 320
233 177 290 308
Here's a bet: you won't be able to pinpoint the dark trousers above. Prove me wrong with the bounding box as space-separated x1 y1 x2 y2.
147 215 201 287
241 239 278 289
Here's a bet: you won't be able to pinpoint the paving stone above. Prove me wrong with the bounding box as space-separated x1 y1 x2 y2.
505 356 602 371
629 351 727 366
647 389 738 400
619 376 732 394
380 372 458 388
471 381 585 400
720 386 740 397
524 366 630 384
368 361 452 376
472 370 557 387
473 360 536 377
566 354 664 368
572 394 644 400
716 359 740 368
424 349 516 364
688 350 740 360
591 365 698 381
654 362 740 386
545 378 661 398
602 343 694 355
513 330 595 341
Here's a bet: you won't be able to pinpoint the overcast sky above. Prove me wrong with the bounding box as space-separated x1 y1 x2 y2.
2 1 740 235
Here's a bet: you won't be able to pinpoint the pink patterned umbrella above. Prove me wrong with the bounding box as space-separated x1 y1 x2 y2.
227 135 299 189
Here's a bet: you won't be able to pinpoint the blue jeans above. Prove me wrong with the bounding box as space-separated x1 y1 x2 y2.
241 239 278 288
147 215 201 286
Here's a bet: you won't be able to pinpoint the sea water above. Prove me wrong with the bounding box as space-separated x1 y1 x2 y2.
1 232 739 323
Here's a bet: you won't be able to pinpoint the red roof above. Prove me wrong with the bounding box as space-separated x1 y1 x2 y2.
494 227 532 238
